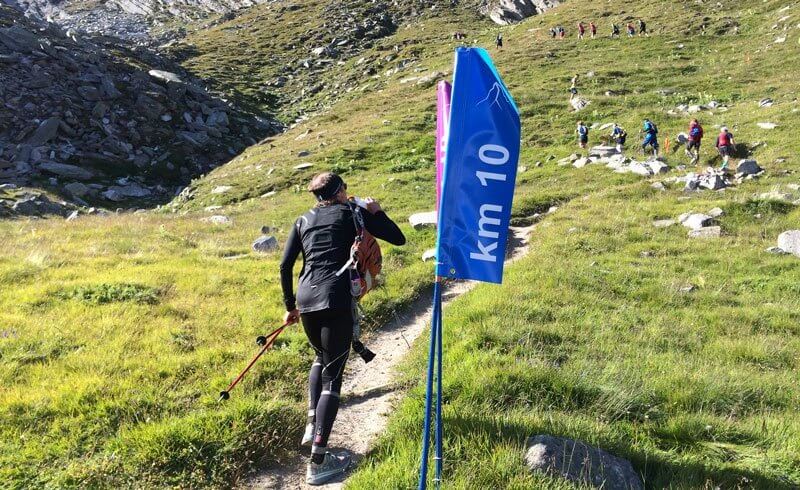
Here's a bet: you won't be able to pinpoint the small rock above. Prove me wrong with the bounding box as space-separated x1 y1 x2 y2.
27 117 61 145
66 210 80 221
653 219 676 228
202 215 232 225
707 207 725 218
777 230 800 257
688 226 721 239
757 122 778 129
651 182 666 191
65 182 90 197
524 435 643 490
252 235 279 252
38 162 94 181
737 159 763 176
294 163 315 170
409 211 437 229
573 157 591 168
680 213 713 230
422 248 437 262
679 284 696 293
211 185 233 194
759 98 774 108
766 246 788 255
148 70 183 84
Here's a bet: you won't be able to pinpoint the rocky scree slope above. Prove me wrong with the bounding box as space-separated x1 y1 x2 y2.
0 5 276 217
1 0 272 43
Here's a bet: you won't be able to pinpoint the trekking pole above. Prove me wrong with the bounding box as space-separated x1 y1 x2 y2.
218 322 290 402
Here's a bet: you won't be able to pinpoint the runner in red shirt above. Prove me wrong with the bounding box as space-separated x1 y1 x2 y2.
577 22 586 39
590 22 597 38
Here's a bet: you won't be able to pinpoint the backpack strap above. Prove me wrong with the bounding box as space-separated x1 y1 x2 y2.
335 202 365 277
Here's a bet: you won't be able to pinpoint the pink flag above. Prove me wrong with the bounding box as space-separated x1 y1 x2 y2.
435 81 451 212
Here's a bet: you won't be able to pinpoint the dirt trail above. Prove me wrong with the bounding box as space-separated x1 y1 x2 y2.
247 224 535 489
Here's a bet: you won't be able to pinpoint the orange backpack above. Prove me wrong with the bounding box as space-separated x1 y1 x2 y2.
337 201 382 299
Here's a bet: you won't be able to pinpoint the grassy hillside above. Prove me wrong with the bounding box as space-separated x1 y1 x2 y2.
1 0 799 488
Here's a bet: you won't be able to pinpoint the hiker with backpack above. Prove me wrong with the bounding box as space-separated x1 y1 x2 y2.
280 172 406 485
576 121 589 149
686 118 704 164
641 118 660 156
611 23 620 38
638 19 648 36
611 123 627 153
715 126 736 169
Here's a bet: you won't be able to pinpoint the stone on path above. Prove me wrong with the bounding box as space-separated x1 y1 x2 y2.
524 435 643 490
777 230 800 257
571 97 590 112
707 207 725 218
573 157 591 168
252 235 279 252
409 211 437 229
688 226 722 239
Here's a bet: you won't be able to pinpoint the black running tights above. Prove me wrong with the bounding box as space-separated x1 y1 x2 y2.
301 307 353 461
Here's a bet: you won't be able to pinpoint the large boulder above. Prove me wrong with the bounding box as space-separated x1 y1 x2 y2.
777 230 800 257
524 435 643 490
485 0 560 25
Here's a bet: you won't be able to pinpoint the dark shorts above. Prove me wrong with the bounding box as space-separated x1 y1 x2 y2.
687 140 701 151
570 87 578 95
718 145 731 157
643 135 659 148
579 136 588 144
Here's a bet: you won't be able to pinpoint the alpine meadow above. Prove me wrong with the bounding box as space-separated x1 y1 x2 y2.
1 0 799 489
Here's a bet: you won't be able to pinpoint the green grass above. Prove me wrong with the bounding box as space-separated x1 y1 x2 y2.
2 0 800 487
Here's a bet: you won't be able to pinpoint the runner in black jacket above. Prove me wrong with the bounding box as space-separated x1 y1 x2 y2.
280 172 405 485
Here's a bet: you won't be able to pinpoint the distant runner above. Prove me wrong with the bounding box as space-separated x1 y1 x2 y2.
577 120 589 149
715 126 736 169
569 73 579 100
627 23 636 37
611 123 628 153
611 23 620 38
495 32 503 49
590 21 597 38
641 118 660 156
578 22 586 39
686 118 704 165
639 19 648 36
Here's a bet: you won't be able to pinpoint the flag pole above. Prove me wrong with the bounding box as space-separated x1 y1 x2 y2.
433 276 444 487
418 279 442 490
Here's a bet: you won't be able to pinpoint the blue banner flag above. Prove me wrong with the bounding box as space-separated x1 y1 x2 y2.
435 48 521 284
